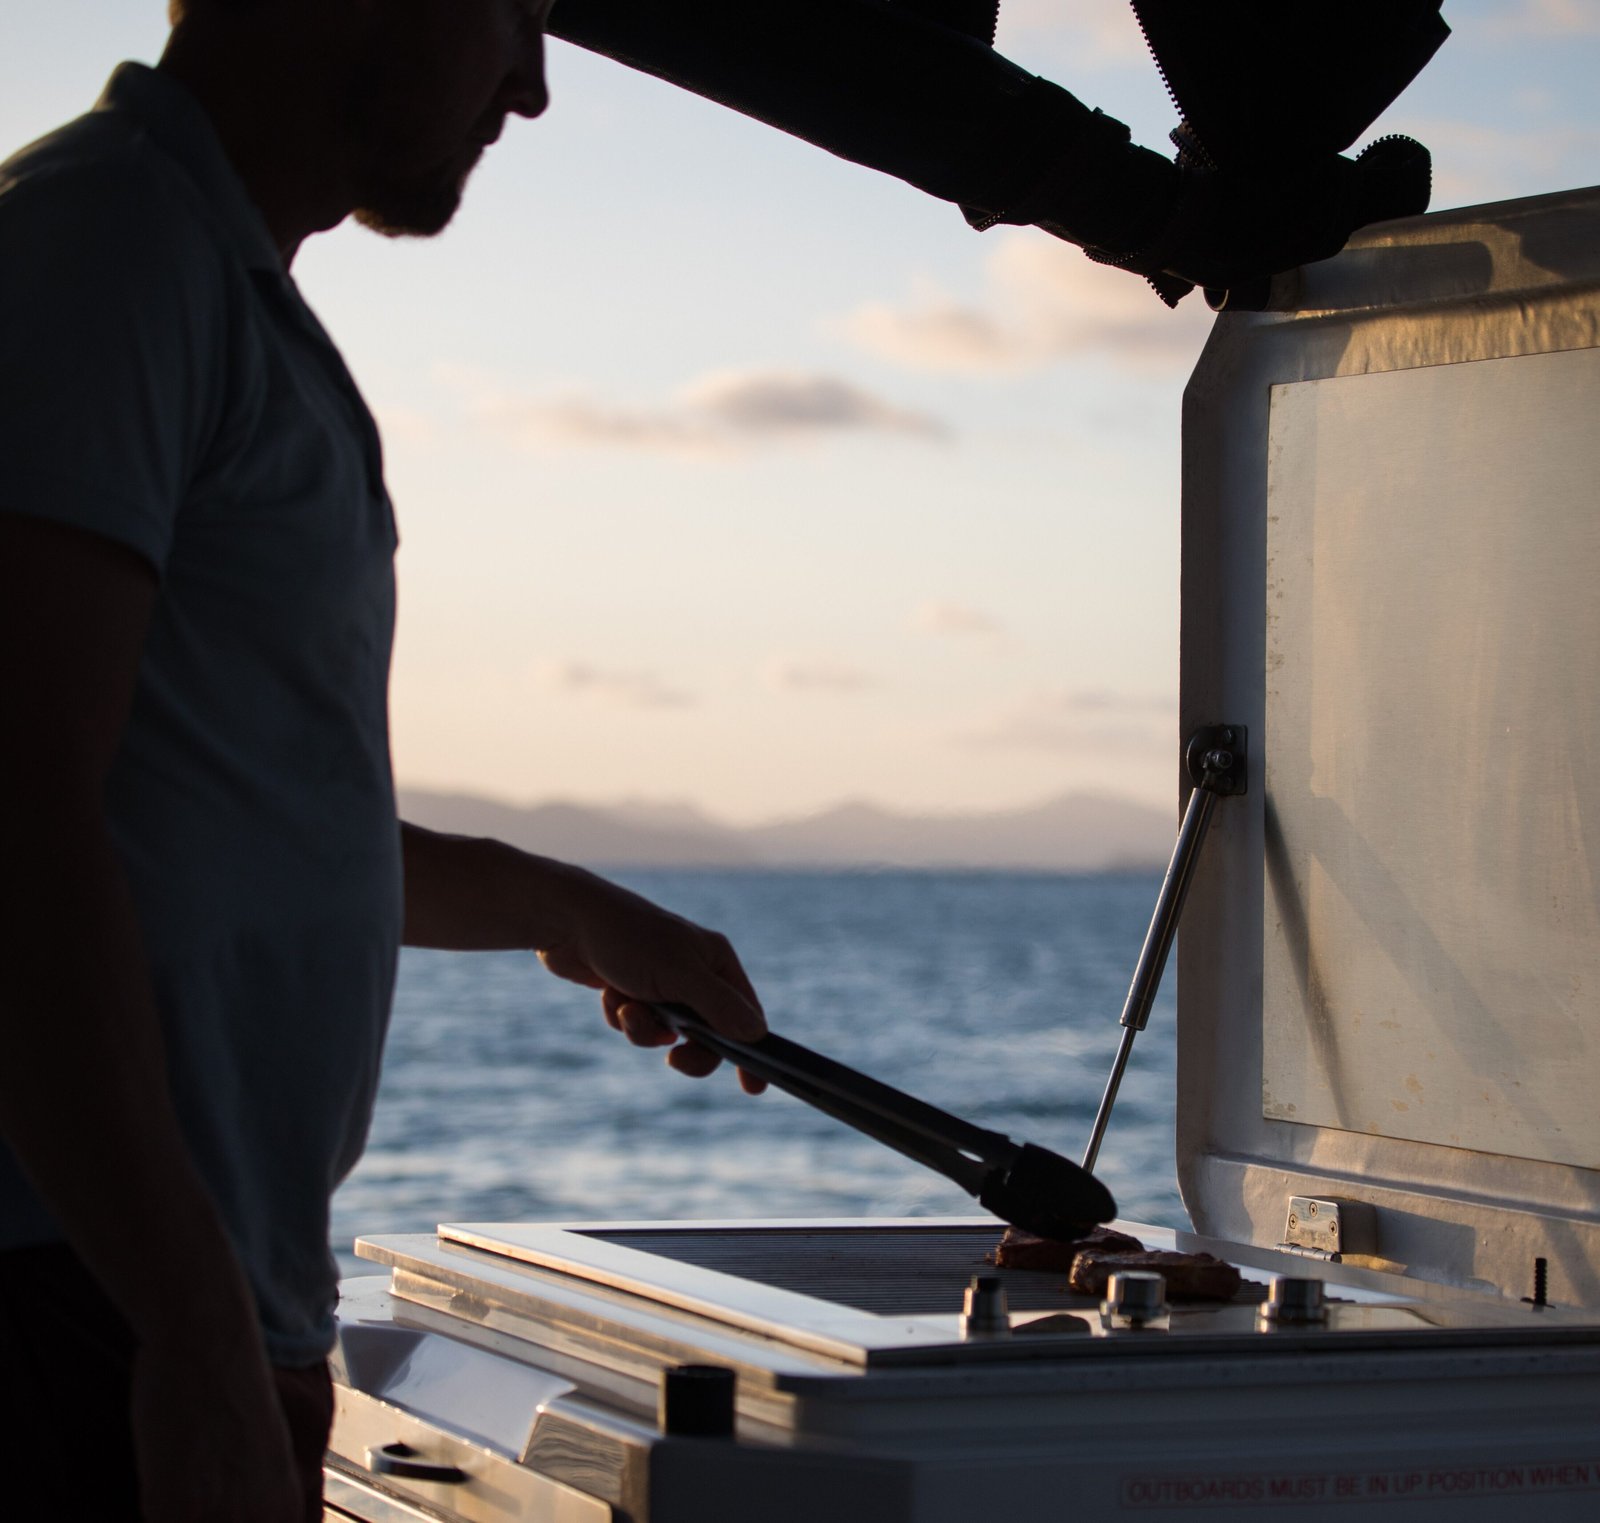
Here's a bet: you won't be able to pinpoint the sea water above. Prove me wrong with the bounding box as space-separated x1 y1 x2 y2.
331 869 1181 1272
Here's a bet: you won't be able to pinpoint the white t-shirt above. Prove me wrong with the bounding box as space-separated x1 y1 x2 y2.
0 63 403 1364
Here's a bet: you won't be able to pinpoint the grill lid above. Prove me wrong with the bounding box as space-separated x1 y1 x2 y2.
1176 184 1600 1306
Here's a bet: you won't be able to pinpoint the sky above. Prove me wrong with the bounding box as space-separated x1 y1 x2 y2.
4 1 1598 822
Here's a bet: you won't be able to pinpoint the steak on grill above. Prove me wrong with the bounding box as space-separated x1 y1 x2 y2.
988 1224 1145 1272
1069 1249 1242 1301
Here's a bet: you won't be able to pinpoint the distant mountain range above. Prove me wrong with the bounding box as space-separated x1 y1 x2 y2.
397 787 1174 871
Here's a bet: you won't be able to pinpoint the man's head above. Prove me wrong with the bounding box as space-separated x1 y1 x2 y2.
344 0 551 238
164 0 550 241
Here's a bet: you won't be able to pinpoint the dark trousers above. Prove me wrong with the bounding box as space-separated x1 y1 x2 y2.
0 1243 332 1521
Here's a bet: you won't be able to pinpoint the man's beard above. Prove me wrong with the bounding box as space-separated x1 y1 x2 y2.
352 152 482 239
343 17 483 241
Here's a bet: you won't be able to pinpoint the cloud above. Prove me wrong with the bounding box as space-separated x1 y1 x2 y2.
845 279 1026 374
456 367 948 457
541 661 695 710
839 235 1214 378
500 399 705 455
913 600 1004 638
959 687 1175 753
1480 0 1600 36
765 658 878 694
684 370 946 438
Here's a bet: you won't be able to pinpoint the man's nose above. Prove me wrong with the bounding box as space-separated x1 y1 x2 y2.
507 31 550 120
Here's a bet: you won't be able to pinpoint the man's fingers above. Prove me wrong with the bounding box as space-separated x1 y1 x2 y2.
608 991 765 1091
617 1001 675 1047
667 1040 722 1079
682 964 766 1044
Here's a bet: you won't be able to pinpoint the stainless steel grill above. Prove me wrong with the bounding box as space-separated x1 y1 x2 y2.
326 187 1600 1522
576 1225 1264 1314
576 1225 1057 1313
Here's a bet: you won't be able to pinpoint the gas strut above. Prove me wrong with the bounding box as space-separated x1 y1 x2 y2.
1080 724 1247 1173
653 1002 1117 1239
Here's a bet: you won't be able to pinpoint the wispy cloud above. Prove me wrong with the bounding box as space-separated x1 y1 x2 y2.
959 687 1175 753
1480 0 1600 37
685 370 946 438
913 600 1004 639
839 235 1213 378
765 658 878 694
541 661 695 710
452 367 948 458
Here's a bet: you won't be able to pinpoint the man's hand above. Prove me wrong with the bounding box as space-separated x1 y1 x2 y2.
537 868 768 1093
400 827 769 1091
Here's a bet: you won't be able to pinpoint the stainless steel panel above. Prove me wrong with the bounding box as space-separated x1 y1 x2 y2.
1262 347 1600 1168
1176 184 1600 1302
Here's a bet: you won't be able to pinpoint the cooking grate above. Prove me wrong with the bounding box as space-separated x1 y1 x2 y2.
578 1225 1091 1316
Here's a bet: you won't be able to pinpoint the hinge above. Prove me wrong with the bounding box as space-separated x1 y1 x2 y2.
1277 1195 1375 1262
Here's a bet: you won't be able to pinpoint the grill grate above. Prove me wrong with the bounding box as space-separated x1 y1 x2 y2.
580 1225 1092 1316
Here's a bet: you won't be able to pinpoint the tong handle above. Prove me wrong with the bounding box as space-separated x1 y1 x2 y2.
654 1003 1012 1193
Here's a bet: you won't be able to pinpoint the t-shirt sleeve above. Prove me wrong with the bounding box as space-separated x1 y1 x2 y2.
0 151 222 572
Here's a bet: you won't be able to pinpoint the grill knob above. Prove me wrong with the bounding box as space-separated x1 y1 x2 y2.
1102 1270 1168 1325
1260 1276 1329 1325
961 1274 1012 1338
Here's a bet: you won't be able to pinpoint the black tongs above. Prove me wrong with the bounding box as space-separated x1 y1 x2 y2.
654 1002 1115 1238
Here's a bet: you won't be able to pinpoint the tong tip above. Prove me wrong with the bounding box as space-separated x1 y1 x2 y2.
978 1141 1117 1239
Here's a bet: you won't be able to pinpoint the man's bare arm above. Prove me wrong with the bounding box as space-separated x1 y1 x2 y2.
0 512 300 1521
400 823 768 1087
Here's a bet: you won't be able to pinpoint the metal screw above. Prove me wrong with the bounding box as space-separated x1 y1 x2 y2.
1308 1202 1319 1217
1219 728 1236 746
1287 1212 1299 1230
1205 749 1234 772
